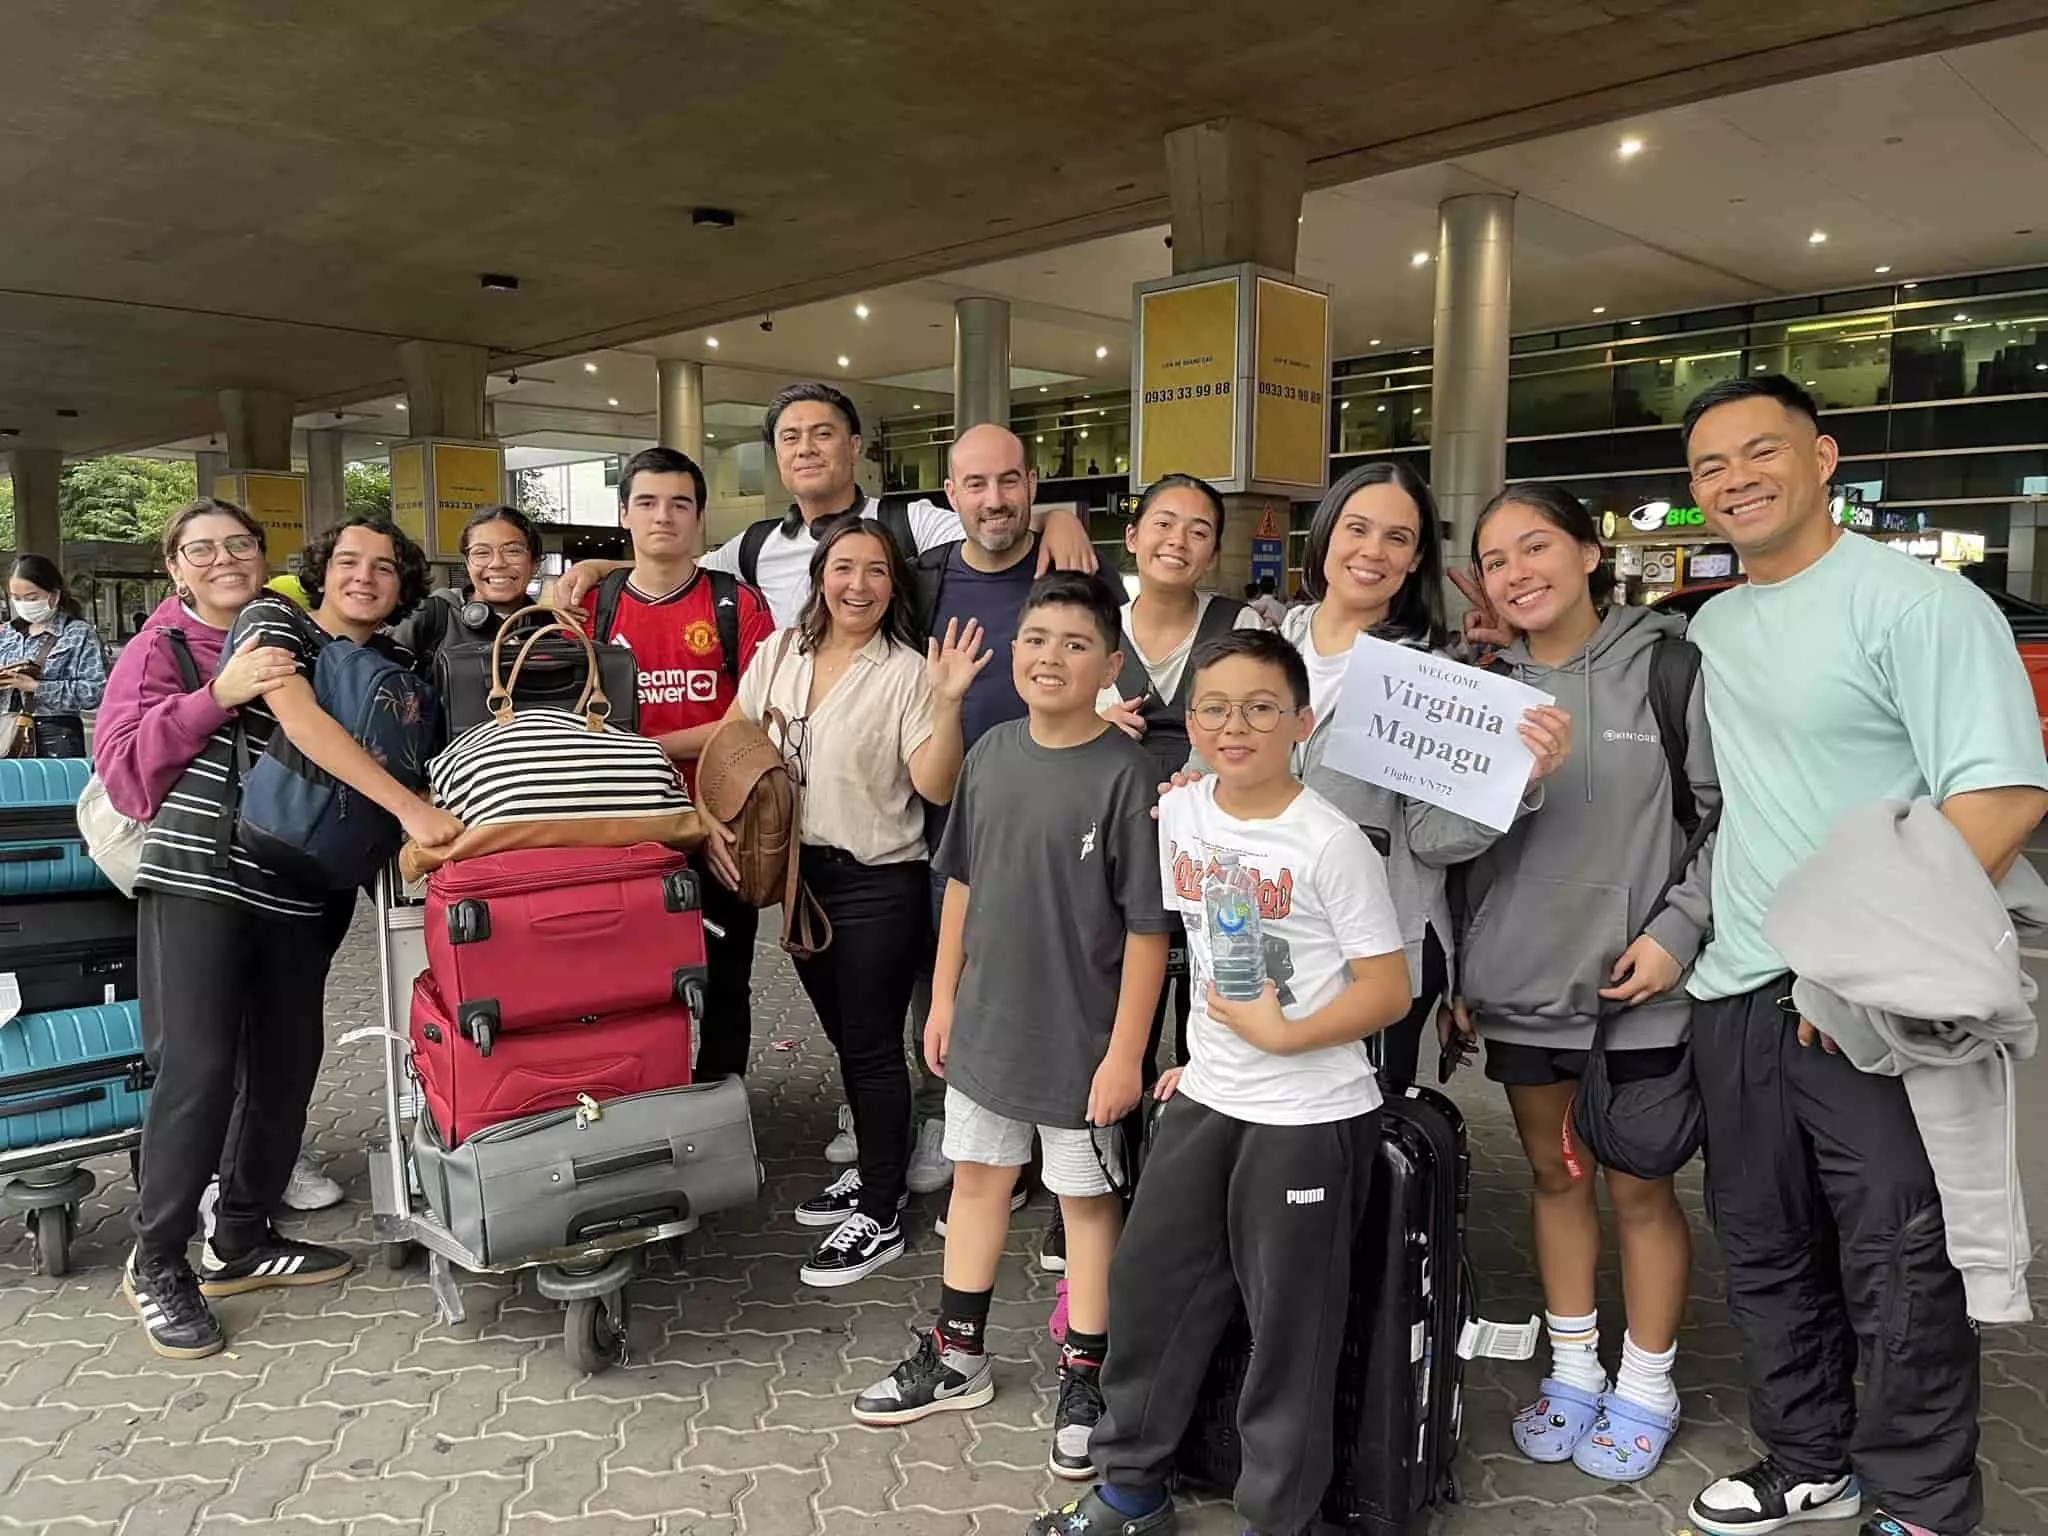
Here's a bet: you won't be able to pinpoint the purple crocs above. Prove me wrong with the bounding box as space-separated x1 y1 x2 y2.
1572 1392 1680 1483
1512 1378 1604 1463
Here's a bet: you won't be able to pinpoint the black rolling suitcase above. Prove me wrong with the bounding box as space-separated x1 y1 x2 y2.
1175 1086 1473 1534
0 893 139 1014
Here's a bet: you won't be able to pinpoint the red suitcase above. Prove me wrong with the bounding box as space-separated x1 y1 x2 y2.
424 843 709 1054
409 972 693 1146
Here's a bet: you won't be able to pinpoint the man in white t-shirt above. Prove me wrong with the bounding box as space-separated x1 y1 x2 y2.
1028 628 1413 1536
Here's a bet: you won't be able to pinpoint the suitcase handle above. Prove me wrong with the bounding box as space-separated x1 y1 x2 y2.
568 1197 686 1242
573 1142 675 1183
0 847 61 865
0 1085 106 1120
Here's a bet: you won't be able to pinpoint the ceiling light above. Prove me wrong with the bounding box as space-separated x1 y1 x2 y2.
394 401 407 411
854 303 870 319
1297 215 1304 224
1376 404 1386 413
707 432 716 440
2036 364 2047 372
1804 380 1817 386
584 362 599 374
1079 430 1089 439
1095 345 1109 359
1369 337 1382 346
1874 265 1893 274
1039 386 1048 393
1592 306 1607 315
1341 402 1351 411
1411 251 1430 267
1808 231 1828 245
1903 281 1918 289
607 397 619 407
837 355 850 368
705 336 719 349
1618 137 1644 158
1036 435 1045 443
1954 312 1970 322
913 403 922 410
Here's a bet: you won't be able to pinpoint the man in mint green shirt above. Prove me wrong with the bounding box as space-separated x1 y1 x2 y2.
1678 376 2048 1536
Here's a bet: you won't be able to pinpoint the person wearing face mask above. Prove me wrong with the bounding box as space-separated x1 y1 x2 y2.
1442 481 1718 1487
0 553 106 759
389 504 542 658
714 515 988 1287
1273 461 1573 1092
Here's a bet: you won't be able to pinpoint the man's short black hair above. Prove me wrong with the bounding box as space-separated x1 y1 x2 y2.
617 447 707 512
763 382 861 444
1021 571 1121 652
1189 629 1311 711
301 514 431 626
1681 374 1823 452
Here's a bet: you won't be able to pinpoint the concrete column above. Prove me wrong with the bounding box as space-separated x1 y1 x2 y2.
193 450 228 500
217 389 295 472
305 428 347 538
8 450 63 556
397 340 490 441
656 358 705 463
952 298 1012 432
1429 193 1515 569
1164 118 1305 274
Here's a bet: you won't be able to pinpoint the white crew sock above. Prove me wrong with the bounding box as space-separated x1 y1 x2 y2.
1544 1309 1606 1394
1612 1330 1680 1419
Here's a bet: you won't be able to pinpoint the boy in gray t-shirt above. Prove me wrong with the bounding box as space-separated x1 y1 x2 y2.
851 574 1173 1481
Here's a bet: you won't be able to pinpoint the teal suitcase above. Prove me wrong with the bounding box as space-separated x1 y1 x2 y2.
0 759 109 898
0 1001 149 1151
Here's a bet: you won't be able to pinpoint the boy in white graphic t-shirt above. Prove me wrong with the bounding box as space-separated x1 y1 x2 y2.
1028 628 1413 1536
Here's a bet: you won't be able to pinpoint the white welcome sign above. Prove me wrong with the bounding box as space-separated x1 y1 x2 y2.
1322 635 1554 833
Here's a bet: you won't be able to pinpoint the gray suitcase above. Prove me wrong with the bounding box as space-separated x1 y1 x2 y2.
412 1076 759 1267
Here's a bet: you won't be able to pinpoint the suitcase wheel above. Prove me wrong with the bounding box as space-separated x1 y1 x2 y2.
564 1289 630 1374
447 899 492 946
29 1205 73 1279
675 967 708 1018
383 1240 421 1272
664 868 702 914
457 1002 500 1058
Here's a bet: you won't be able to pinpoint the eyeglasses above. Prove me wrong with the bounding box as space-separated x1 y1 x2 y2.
464 543 530 567
1190 698 1293 733
775 714 813 787
177 534 263 566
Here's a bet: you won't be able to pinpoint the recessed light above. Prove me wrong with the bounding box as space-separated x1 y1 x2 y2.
584 362 599 374
1341 402 1351 411
1954 313 1970 322
1376 405 1386 413
607 397 620 407
705 336 719 349
1903 281 1918 288
1411 251 1430 267
1804 380 1817 386
1874 265 1893 274
1808 231 1828 245
1592 306 1607 315
374 440 384 446
1039 386 1048 393
1618 137 1643 158
707 432 716 441
2036 364 2047 372
1095 345 1109 359
854 303 870 319
395 401 407 411
1297 215 1304 225
837 355 850 368
1754 364 1768 372
913 403 922 410
1369 337 1382 346
1036 435 1045 443
1079 430 1089 440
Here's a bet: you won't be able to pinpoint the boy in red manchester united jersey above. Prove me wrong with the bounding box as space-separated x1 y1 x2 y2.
575 446 774 1081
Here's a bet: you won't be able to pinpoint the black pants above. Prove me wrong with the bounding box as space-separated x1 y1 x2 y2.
1093 1096 1380 1536
791 849 926 1221
1695 978 1981 1533
694 855 760 1082
1377 925 1446 1094
132 890 350 1264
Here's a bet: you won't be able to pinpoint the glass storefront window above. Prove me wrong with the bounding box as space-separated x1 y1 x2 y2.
1745 314 1894 411
1613 343 1746 427
1890 293 2048 403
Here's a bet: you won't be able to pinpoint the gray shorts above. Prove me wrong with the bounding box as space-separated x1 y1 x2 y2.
943 1086 1124 1198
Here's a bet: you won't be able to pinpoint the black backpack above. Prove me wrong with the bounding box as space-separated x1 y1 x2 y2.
1115 596 1249 784
735 493 921 588
591 568 744 686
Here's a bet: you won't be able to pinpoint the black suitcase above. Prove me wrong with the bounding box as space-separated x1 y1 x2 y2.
433 616 640 741
0 893 139 1014
1175 1087 1472 1533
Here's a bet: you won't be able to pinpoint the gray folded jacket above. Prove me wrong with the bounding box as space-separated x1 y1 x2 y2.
1765 797 2046 1324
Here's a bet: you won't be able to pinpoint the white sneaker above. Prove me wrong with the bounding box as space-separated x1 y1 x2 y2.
905 1117 953 1195
281 1156 345 1212
197 1177 220 1244
824 1104 859 1165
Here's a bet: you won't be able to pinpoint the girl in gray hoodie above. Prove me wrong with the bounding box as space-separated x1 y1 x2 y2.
1449 482 1718 1486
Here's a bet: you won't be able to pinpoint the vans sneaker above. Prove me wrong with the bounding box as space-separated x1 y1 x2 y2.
198 1232 354 1297
799 1212 905 1288
852 1328 996 1426
824 1104 859 1165
123 1249 225 1360
933 1182 1028 1237
905 1117 953 1194
796 1168 908 1229
1050 1355 1106 1479
1690 1457 1861 1535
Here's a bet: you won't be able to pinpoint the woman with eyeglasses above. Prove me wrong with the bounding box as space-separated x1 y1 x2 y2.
0 553 106 758
712 513 989 1289
389 504 542 659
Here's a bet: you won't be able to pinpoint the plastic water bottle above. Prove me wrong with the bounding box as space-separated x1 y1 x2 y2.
1204 852 1266 1002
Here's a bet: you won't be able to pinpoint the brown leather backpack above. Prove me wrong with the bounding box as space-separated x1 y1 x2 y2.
695 660 830 958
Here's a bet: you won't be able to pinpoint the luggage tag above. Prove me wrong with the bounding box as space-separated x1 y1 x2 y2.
1458 1314 1541 1362
0 972 18 1028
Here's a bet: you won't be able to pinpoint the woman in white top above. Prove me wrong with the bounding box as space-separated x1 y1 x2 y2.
722 513 989 1291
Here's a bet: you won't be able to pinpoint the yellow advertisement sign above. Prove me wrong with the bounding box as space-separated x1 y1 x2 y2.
1138 276 1239 485
389 443 427 545
1251 278 1330 489
430 442 505 559
215 471 307 569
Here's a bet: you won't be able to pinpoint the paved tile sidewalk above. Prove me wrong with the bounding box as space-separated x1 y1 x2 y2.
1 916 2044 1535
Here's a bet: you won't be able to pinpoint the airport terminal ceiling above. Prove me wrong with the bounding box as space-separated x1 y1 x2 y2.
4 0 2048 457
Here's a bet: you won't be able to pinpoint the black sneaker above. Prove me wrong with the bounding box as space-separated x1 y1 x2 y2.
1041 1206 1067 1273
852 1328 995 1426
123 1249 225 1360
797 1168 909 1229
799 1212 906 1288
1026 1487 1178 1536
932 1181 1028 1237
1050 1355 1106 1479
197 1232 354 1297
1690 1457 1861 1535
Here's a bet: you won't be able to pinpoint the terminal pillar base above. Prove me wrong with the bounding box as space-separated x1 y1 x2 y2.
399 341 491 442
1165 119 1305 274
952 297 1012 432
218 389 295 473
8 449 63 557
1430 193 1515 587
194 450 228 500
657 359 704 463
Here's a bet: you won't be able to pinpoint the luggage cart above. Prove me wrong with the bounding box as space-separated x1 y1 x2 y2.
0 1118 142 1278
361 866 700 1373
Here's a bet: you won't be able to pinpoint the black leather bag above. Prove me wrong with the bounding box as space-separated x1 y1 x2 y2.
432 605 638 740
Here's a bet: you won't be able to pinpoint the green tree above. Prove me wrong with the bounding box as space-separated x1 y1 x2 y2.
0 475 13 550
514 466 562 523
345 462 392 519
57 457 197 545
